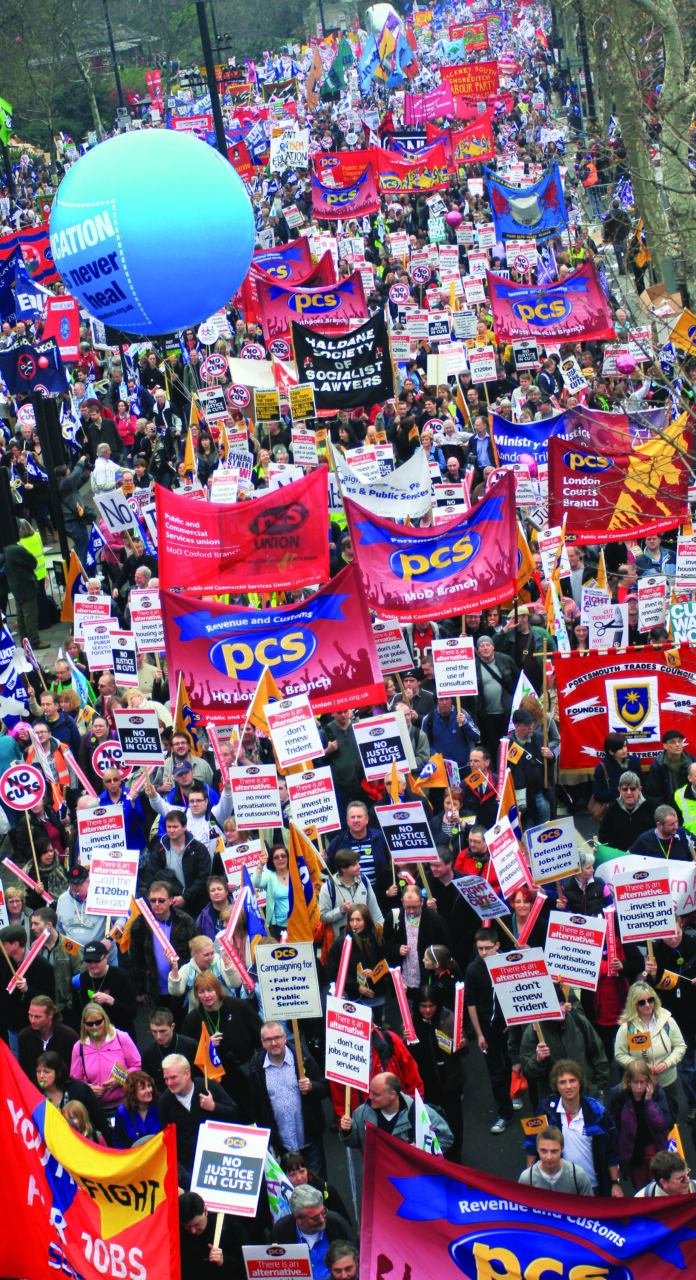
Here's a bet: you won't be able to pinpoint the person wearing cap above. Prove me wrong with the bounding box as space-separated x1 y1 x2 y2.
629 804 696 862
493 606 555 696
646 731 695 807
0 925 56 1057
400 670 434 726
474 636 519 761
597 772 655 851
56 866 119 958
75 941 138 1036
157 730 213 793
508 708 554 825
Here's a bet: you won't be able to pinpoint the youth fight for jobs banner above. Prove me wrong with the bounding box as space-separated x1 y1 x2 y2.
491 410 566 467
547 419 689 544
487 262 616 343
553 644 696 768
361 1127 696 1280
311 164 381 220
240 246 335 325
160 562 384 723
484 162 568 240
344 470 517 623
291 310 394 409
0 1040 180 1280
256 271 368 341
155 469 329 593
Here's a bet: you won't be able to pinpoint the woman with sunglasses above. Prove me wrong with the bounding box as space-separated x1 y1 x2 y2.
615 982 686 1122
70 1003 141 1116
608 1060 671 1191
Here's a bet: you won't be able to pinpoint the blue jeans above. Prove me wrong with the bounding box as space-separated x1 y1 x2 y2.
532 790 551 823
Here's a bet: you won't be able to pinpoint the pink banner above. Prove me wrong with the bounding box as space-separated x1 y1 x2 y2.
453 981 466 1051
311 164 380 220
604 906 618 966
487 262 616 343
241 244 334 325
257 271 368 341
403 82 455 126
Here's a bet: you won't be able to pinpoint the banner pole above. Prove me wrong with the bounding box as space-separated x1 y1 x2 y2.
25 812 41 885
542 639 548 788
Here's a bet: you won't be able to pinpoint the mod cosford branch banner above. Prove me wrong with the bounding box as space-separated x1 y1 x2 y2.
344 471 517 622
361 1127 696 1280
553 644 696 769
256 271 368 341
487 262 616 343
160 562 384 723
155 470 329 593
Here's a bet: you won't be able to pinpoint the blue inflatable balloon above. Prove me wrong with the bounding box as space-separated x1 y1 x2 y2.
49 129 255 336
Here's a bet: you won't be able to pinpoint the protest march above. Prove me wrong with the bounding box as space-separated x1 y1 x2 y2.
3 0 696 1276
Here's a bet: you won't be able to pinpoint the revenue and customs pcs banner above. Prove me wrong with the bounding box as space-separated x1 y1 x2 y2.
0 1040 180 1280
160 562 384 723
361 1127 696 1280
257 271 368 340
311 165 380 220
553 644 696 768
155 470 329 593
344 470 517 622
292 310 394 408
487 262 616 343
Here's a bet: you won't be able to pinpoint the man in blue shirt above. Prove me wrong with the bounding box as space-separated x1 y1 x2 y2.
269 1186 354 1280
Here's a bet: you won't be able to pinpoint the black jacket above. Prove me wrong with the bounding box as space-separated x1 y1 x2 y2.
182 997 262 1111
17 1021 78 1081
646 751 695 806
383 906 451 983
129 906 198 1001
147 833 212 916
141 1032 198 1095
475 651 519 715
630 826 696 862
248 1040 329 1149
4 544 38 600
270 1210 355 1248
0 953 55 1036
157 1079 238 1171
593 753 644 803
76 964 138 1035
597 797 655 851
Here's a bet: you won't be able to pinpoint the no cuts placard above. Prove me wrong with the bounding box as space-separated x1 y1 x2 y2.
375 802 439 864
191 1122 270 1216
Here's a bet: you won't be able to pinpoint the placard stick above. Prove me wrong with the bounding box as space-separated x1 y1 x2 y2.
25 813 41 884
395 672 408 698
497 918 520 948
292 1018 306 1079
204 1064 208 1091
542 640 549 788
647 940 655 963
0 938 16 974
417 861 429 891
213 1213 224 1249
344 1085 352 1119
534 1022 546 1045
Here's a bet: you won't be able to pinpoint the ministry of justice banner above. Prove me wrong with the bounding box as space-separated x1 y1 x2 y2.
548 418 689 544
361 1127 696 1280
155 470 329 593
257 271 368 340
344 470 517 622
0 1040 180 1280
487 262 616 343
562 404 632 453
160 562 384 723
491 410 566 467
553 644 696 769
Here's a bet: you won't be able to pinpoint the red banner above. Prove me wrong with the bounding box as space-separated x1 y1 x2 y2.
488 262 616 343
403 82 455 125
553 644 696 768
440 60 500 98
227 139 256 181
314 150 374 185
452 113 495 164
311 164 380 220
241 247 335 324
455 91 513 119
563 404 632 452
0 1040 180 1280
548 417 689 544
375 141 450 192
362 1126 696 1280
0 226 59 284
40 295 81 361
344 471 517 623
155 469 330 593
257 270 367 341
160 562 384 724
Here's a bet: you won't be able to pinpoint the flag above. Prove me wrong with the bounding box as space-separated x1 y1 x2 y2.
25 452 48 483
119 897 142 953
85 522 107 571
60 550 88 622
287 822 322 941
0 98 12 146
65 646 95 707
668 1124 685 1158
182 427 196 479
508 670 537 730
173 671 203 755
194 1022 226 1081
517 521 537 593
189 396 202 429
596 548 608 592
413 754 449 790
242 864 269 954
247 665 284 736
496 769 523 843
389 759 401 803
265 1149 295 1221
306 46 324 110
414 1087 443 1156
218 419 230 465
546 580 571 652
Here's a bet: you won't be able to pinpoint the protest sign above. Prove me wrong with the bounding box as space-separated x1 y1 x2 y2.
112 708 164 764
286 767 341 835
94 491 138 535
76 803 127 866
527 818 579 885
512 339 539 370
638 576 667 631
353 712 416 781
375 801 439 864
264 693 323 769
255 940 322 1020
230 765 283 830
110 631 139 687
345 444 381 484
288 384 316 421
469 347 497 383
191 1121 270 1216
485 816 529 898
129 589 165 652
325 994 372 1090
0 762 46 811
82 618 119 668
92 740 131 779
199 387 228 421
676 536 696 588
210 471 239 503
485 947 564 1025
73 594 111 642
372 621 413 674
613 867 676 941
452 875 509 920
254 389 281 422
243 1245 312 1280
291 428 319 466
543 910 606 990
431 637 477 697
86 849 140 917
669 600 696 644
0 886 8 928
221 839 264 892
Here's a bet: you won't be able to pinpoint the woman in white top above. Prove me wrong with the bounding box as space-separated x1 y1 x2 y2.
167 934 238 1009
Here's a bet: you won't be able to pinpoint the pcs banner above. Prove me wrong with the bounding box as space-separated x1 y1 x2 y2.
257 271 368 341
487 262 616 343
311 164 381 220
344 470 517 622
240 244 334 325
160 562 384 723
314 150 374 185
553 644 696 768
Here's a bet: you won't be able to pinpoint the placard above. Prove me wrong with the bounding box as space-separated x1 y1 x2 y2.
344 444 380 484
527 817 579 885
129 589 165 652
613 867 676 941
221 839 264 891
543 910 606 991
199 387 228 421
538 526 571 579
82 618 120 669
230 765 282 830
469 346 497 383
0 763 45 810
73 595 111 642
288 384 316 421
375 801 439 864
191 1121 270 1216
94 491 138 536
85 849 140 917
210 471 239 503
291 428 319 467
431 637 477 697
372 621 413 673
485 947 564 1025
325 994 372 1090
558 355 586 394
255 939 322 1020
452 874 509 920
286 766 341 835
0 886 8 929
638 575 667 631
512 339 539 370
670 599 696 644
110 631 139 687
92 740 131 779
243 1245 312 1280
77 803 127 866
675 536 696 587
353 712 416 780
254 389 281 422
485 816 529 898
264 694 323 769
112 708 164 763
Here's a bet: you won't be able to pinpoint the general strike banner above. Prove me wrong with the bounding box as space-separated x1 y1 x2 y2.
241 247 335 324
484 163 568 240
361 1127 696 1280
0 1040 180 1280
155 470 329 593
440 61 499 97
491 410 566 467
256 271 368 340
547 420 689 543
487 262 616 343
403 82 455 125
160 562 384 723
311 165 380 219
552 644 696 769
292 310 394 408
344 470 517 622
376 142 450 192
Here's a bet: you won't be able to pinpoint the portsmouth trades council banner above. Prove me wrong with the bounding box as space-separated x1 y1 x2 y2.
161 562 384 723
